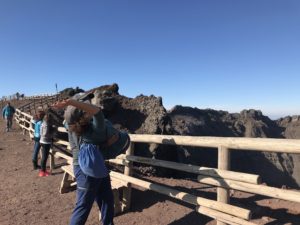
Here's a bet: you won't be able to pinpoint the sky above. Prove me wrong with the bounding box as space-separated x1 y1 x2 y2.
0 1 299 119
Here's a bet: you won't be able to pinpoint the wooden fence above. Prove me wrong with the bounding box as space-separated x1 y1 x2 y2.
14 97 300 225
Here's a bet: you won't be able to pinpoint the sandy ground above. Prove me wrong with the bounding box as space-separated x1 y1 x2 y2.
0 118 300 225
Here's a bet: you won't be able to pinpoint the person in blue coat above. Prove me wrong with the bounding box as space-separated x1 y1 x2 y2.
2 102 15 132
53 94 129 225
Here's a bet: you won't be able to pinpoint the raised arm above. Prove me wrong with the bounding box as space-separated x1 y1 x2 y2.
52 99 100 117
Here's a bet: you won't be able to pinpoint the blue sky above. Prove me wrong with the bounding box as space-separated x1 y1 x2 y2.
0 1 299 119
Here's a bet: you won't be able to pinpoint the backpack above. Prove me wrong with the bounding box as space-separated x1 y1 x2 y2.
78 143 109 178
100 120 130 159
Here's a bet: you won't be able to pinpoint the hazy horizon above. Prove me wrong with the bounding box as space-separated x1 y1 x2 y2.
1 84 298 120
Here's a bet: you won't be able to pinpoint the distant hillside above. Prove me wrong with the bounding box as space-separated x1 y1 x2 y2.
168 106 300 188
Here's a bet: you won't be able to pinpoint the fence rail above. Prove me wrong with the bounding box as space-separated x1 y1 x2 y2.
13 98 300 225
129 134 300 153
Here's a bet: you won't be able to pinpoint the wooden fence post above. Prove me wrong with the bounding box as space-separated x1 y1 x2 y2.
49 149 55 173
122 142 134 211
217 146 230 225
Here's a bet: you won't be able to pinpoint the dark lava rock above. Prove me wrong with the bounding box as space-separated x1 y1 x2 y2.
168 106 299 188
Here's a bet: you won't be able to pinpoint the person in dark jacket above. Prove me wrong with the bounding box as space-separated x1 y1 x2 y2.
2 102 15 132
39 110 55 177
32 110 45 170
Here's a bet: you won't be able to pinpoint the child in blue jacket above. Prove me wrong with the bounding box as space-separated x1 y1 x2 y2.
32 110 45 170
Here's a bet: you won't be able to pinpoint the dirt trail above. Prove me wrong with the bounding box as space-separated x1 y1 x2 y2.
0 118 300 225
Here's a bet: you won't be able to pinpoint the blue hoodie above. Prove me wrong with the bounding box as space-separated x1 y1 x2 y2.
2 105 15 118
33 120 43 139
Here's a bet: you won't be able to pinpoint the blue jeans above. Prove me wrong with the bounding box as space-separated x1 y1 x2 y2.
32 138 41 163
5 116 13 131
70 165 114 225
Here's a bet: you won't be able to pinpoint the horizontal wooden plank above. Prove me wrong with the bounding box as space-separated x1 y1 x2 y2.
196 207 256 225
197 175 300 203
115 154 261 184
55 130 300 153
52 151 73 164
110 171 251 220
55 140 70 149
129 134 300 153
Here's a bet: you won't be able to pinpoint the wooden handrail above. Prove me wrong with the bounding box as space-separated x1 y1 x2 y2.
129 134 300 153
56 127 300 154
114 154 261 184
